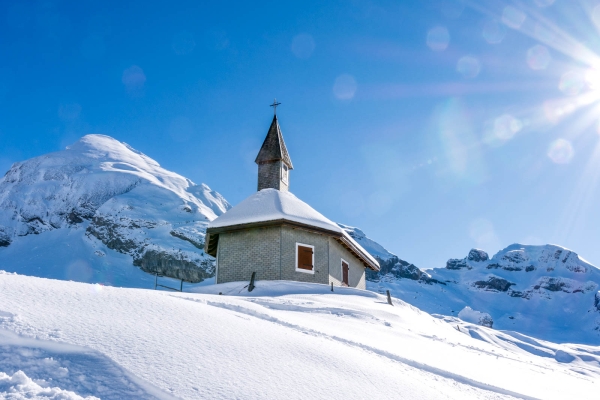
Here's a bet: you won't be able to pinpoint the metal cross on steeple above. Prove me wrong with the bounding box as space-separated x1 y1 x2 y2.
270 98 281 116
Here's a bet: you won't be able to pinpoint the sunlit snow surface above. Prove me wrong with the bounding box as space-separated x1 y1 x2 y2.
0 274 597 399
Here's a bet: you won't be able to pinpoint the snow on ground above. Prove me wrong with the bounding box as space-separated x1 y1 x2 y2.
0 273 597 399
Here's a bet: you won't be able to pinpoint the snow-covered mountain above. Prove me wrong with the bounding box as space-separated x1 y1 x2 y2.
0 134 230 286
360 235 600 344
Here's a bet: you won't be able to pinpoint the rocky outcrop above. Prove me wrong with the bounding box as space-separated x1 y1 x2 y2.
134 250 214 282
0 227 10 247
369 255 444 285
473 277 515 292
446 258 468 270
446 249 489 270
595 292 600 311
458 306 493 328
532 277 597 294
468 249 489 262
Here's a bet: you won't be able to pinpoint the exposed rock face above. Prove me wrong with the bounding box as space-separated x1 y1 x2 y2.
447 249 489 270
0 229 10 247
134 250 214 282
468 249 489 262
473 277 515 292
531 277 597 294
368 255 444 285
446 258 468 270
595 292 600 312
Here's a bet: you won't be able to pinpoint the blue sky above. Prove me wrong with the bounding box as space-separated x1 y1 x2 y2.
1 0 600 269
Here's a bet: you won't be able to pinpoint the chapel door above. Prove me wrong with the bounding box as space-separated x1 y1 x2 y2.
342 261 349 286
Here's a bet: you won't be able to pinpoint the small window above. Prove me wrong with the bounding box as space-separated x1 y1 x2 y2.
296 243 314 274
281 164 289 184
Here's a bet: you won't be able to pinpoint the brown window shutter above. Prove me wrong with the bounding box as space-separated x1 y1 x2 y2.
297 245 313 270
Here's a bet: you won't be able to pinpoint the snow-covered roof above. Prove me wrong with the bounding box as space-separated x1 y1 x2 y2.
207 189 379 269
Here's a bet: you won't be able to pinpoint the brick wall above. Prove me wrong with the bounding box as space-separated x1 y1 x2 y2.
217 226 281 283
257 161 289 192
216 224 366 289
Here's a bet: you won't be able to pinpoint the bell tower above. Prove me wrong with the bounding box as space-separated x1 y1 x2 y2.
255 100 293 191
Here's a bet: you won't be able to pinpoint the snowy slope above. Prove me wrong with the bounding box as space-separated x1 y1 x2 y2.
0 135 230 286
0 272 597 399
369 243 600 345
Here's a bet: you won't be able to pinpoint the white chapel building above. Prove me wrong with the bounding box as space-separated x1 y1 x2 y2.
204 111 379 288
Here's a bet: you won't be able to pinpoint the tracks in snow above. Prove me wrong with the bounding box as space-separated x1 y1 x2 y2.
176 295 538 400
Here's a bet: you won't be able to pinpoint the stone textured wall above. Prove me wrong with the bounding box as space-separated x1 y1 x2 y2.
280 226 329 284
216 224 366 288
328 238 366 289
257 161 289 192
217 226 281 283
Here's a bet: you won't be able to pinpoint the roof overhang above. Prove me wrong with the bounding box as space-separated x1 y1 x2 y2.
204 219 380 271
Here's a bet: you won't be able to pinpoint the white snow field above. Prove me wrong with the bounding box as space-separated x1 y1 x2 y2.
0 273 597 399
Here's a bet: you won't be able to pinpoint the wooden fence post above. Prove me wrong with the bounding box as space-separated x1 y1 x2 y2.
248 272 256 292
386 290 393 306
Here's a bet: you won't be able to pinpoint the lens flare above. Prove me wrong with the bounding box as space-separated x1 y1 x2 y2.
584 68 600 89
494 114 522 140
527 45 551 70
333 74 357 100
482 20 506 44
456 56 481 78
426 26 450 51
592 5 600 27
502 6 526 29
547 139 574 164
559 71 585 96
543 99 577 123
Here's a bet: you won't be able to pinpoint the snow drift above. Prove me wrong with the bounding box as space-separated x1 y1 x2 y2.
0 272 598 399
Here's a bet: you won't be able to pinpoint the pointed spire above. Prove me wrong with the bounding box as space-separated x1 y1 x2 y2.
255 115 293 169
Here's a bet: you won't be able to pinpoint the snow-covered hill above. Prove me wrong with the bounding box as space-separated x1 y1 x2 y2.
0 134 230 286
0 272 598 399
365 240 600 344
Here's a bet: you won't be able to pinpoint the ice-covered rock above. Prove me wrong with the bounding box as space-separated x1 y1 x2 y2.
458 306 493 328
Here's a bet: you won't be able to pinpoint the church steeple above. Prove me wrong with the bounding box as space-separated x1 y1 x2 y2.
255 107 293 191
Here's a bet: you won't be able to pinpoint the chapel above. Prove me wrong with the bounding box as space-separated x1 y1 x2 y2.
204 106 379 288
